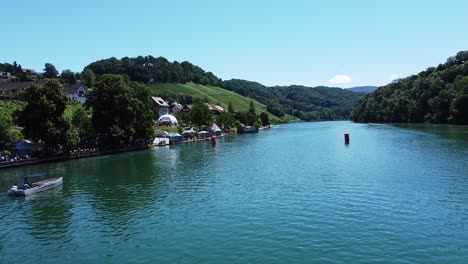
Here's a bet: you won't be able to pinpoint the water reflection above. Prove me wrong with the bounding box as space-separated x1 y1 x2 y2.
1 122 468 263
393 123 468 141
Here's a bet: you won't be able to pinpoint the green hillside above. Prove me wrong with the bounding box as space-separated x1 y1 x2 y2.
223 79 363 121
148 82 279 118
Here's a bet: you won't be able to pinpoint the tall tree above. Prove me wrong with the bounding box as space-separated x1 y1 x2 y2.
249 101 256 114
81 69 96 87
259 112 270 127
43 63 59 78
0 101 23 150
129 82 155 144
64 103 93 138
190 101 212 129
228 102 235 113
61 69 76 84
85 74 154 148
246 101 257 125
17 79 72 154
216 111 235 130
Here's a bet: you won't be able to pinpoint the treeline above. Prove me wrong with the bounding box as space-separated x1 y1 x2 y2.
84 56 223 87
351 51 468 124
223 79 286 117
223 79 363 121
177 100 269 133
0 62 35 82
1 75 155 155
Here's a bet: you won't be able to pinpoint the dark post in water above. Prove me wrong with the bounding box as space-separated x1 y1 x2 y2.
344 133 350 144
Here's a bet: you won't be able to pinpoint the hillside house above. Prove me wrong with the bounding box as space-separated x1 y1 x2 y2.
0 72 12 81
0 81 34 96
207 103 224 115
22 69 38 79
171 102 183 114
151 96 170 117
63 81 87 104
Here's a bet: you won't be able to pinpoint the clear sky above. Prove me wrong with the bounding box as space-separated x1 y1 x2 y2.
2 0 467 88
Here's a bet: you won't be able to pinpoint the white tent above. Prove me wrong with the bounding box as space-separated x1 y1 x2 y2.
157 115 178 126
211 123 221 132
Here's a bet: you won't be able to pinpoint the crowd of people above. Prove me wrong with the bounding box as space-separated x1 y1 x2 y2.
0 154 31 163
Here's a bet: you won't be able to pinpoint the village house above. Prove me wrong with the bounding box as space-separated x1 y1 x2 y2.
63 81 87 104
171 102 183 114
151 96 170 117
181 104 193 112
207 103 224 115
0 81 35 96
0 72 12 81
21 69 38 80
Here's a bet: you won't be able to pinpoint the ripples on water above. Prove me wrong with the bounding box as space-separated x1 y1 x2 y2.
0 121 468 263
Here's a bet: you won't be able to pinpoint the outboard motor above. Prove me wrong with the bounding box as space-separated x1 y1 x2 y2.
8 185 18 196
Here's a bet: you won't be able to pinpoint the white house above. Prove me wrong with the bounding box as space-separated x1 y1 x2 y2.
63 81 87 104
151 96 170 117
171 102 183 114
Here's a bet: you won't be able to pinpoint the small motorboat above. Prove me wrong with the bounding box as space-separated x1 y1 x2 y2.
8 173 63 197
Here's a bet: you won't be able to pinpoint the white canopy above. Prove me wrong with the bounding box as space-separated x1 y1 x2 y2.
157 115 178 126
211 123 221 132
183 128 196 134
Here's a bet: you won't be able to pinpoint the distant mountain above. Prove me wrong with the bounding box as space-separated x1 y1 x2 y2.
223 79 363 121
346 86 378 93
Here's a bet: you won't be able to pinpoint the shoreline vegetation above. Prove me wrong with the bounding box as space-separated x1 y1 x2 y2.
2 51 467 169
0 72 272 169
0 131 238 169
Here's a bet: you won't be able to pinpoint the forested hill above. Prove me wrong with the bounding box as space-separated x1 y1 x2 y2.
346 86 378 93
351 51 468 124
272 85 363 120
222 79 285 117
84 56 223 87
223 79 363 121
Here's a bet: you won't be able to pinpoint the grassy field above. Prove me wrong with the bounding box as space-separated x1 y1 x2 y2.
148 82 271 115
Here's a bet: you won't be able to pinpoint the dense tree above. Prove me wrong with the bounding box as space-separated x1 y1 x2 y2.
245 101 257 125
351 51 468 124
228 102 235 113
64 103 92 138
85 74 154 148
61 69 76 84
16 79 72 154
128 82 155 144
0 101 23 150
259 112 270 127
84 56 223 86
81 69 96 87
43 63 59 78
216 111 236 130
189 101 212 129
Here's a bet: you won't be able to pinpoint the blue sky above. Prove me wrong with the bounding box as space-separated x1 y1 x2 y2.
2 0 467 88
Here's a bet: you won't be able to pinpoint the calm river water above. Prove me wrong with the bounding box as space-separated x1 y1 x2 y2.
1 121 468 263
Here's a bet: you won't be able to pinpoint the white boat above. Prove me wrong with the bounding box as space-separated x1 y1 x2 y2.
8 174 63 197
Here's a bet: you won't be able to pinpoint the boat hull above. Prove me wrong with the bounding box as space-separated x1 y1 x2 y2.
8 177 63 197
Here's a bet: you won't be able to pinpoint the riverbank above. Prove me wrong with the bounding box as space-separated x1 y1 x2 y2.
0 132 239 169
0 145 148 169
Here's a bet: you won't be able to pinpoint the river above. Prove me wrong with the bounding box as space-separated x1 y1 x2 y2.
1 121 468 263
